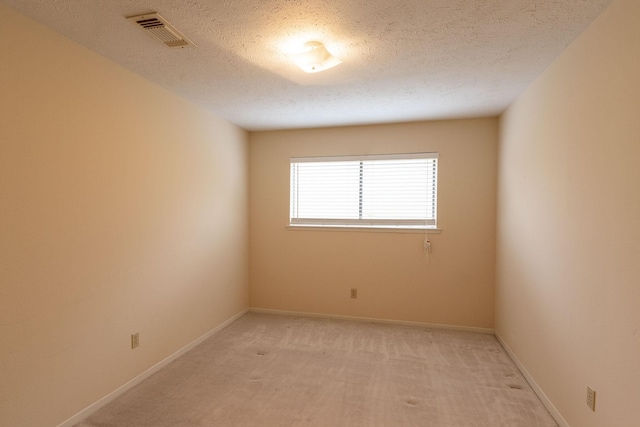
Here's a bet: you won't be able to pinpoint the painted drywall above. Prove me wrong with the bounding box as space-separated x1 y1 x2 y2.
496 0 640 426
249 119 497 329
0 5 249 427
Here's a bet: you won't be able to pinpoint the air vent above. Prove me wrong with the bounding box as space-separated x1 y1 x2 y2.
126 12 196 48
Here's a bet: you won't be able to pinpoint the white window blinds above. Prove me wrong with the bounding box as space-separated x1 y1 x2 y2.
290 153 438 229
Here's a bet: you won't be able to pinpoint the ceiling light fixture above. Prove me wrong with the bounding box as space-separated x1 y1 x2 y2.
285 41 342 73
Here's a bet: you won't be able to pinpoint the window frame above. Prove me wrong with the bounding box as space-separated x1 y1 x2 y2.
289 152 439 231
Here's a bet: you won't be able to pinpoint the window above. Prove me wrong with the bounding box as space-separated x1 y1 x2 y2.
290 153 438 229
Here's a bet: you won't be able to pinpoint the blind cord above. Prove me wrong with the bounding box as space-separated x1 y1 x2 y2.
423 229 431 264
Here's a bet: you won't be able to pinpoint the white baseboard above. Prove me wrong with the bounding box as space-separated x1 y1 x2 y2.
495 333 569 427
57 308 249 427
59 308 565 427
249 307 494 334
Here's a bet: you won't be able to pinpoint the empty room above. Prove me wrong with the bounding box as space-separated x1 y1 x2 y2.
1 1 638 426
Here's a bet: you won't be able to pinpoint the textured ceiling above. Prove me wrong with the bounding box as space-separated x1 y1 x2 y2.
3 0 613 131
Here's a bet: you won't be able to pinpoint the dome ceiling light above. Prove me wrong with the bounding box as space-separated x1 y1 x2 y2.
285 41 342 73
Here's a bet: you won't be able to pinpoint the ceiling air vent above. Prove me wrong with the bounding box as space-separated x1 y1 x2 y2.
126 12 196 48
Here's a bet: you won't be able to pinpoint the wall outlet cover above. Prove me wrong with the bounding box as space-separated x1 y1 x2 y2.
586 386 596 411
131 333 140 349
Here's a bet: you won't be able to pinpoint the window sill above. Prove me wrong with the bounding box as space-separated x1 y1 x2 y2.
286 225 442 234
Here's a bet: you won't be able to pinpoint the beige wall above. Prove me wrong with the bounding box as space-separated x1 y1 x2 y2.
0 5 249 427
249 119 497 329
496 0 640 426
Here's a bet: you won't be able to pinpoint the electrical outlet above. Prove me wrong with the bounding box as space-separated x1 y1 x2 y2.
350 288 358 299
131 333 139 349
586 386 596 411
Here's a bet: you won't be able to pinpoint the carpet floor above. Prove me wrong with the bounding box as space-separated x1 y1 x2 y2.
75 313 557 426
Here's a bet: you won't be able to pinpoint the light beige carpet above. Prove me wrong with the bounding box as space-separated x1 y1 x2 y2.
75 313 557 426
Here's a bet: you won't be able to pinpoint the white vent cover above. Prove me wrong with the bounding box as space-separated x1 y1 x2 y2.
126 12 196 48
